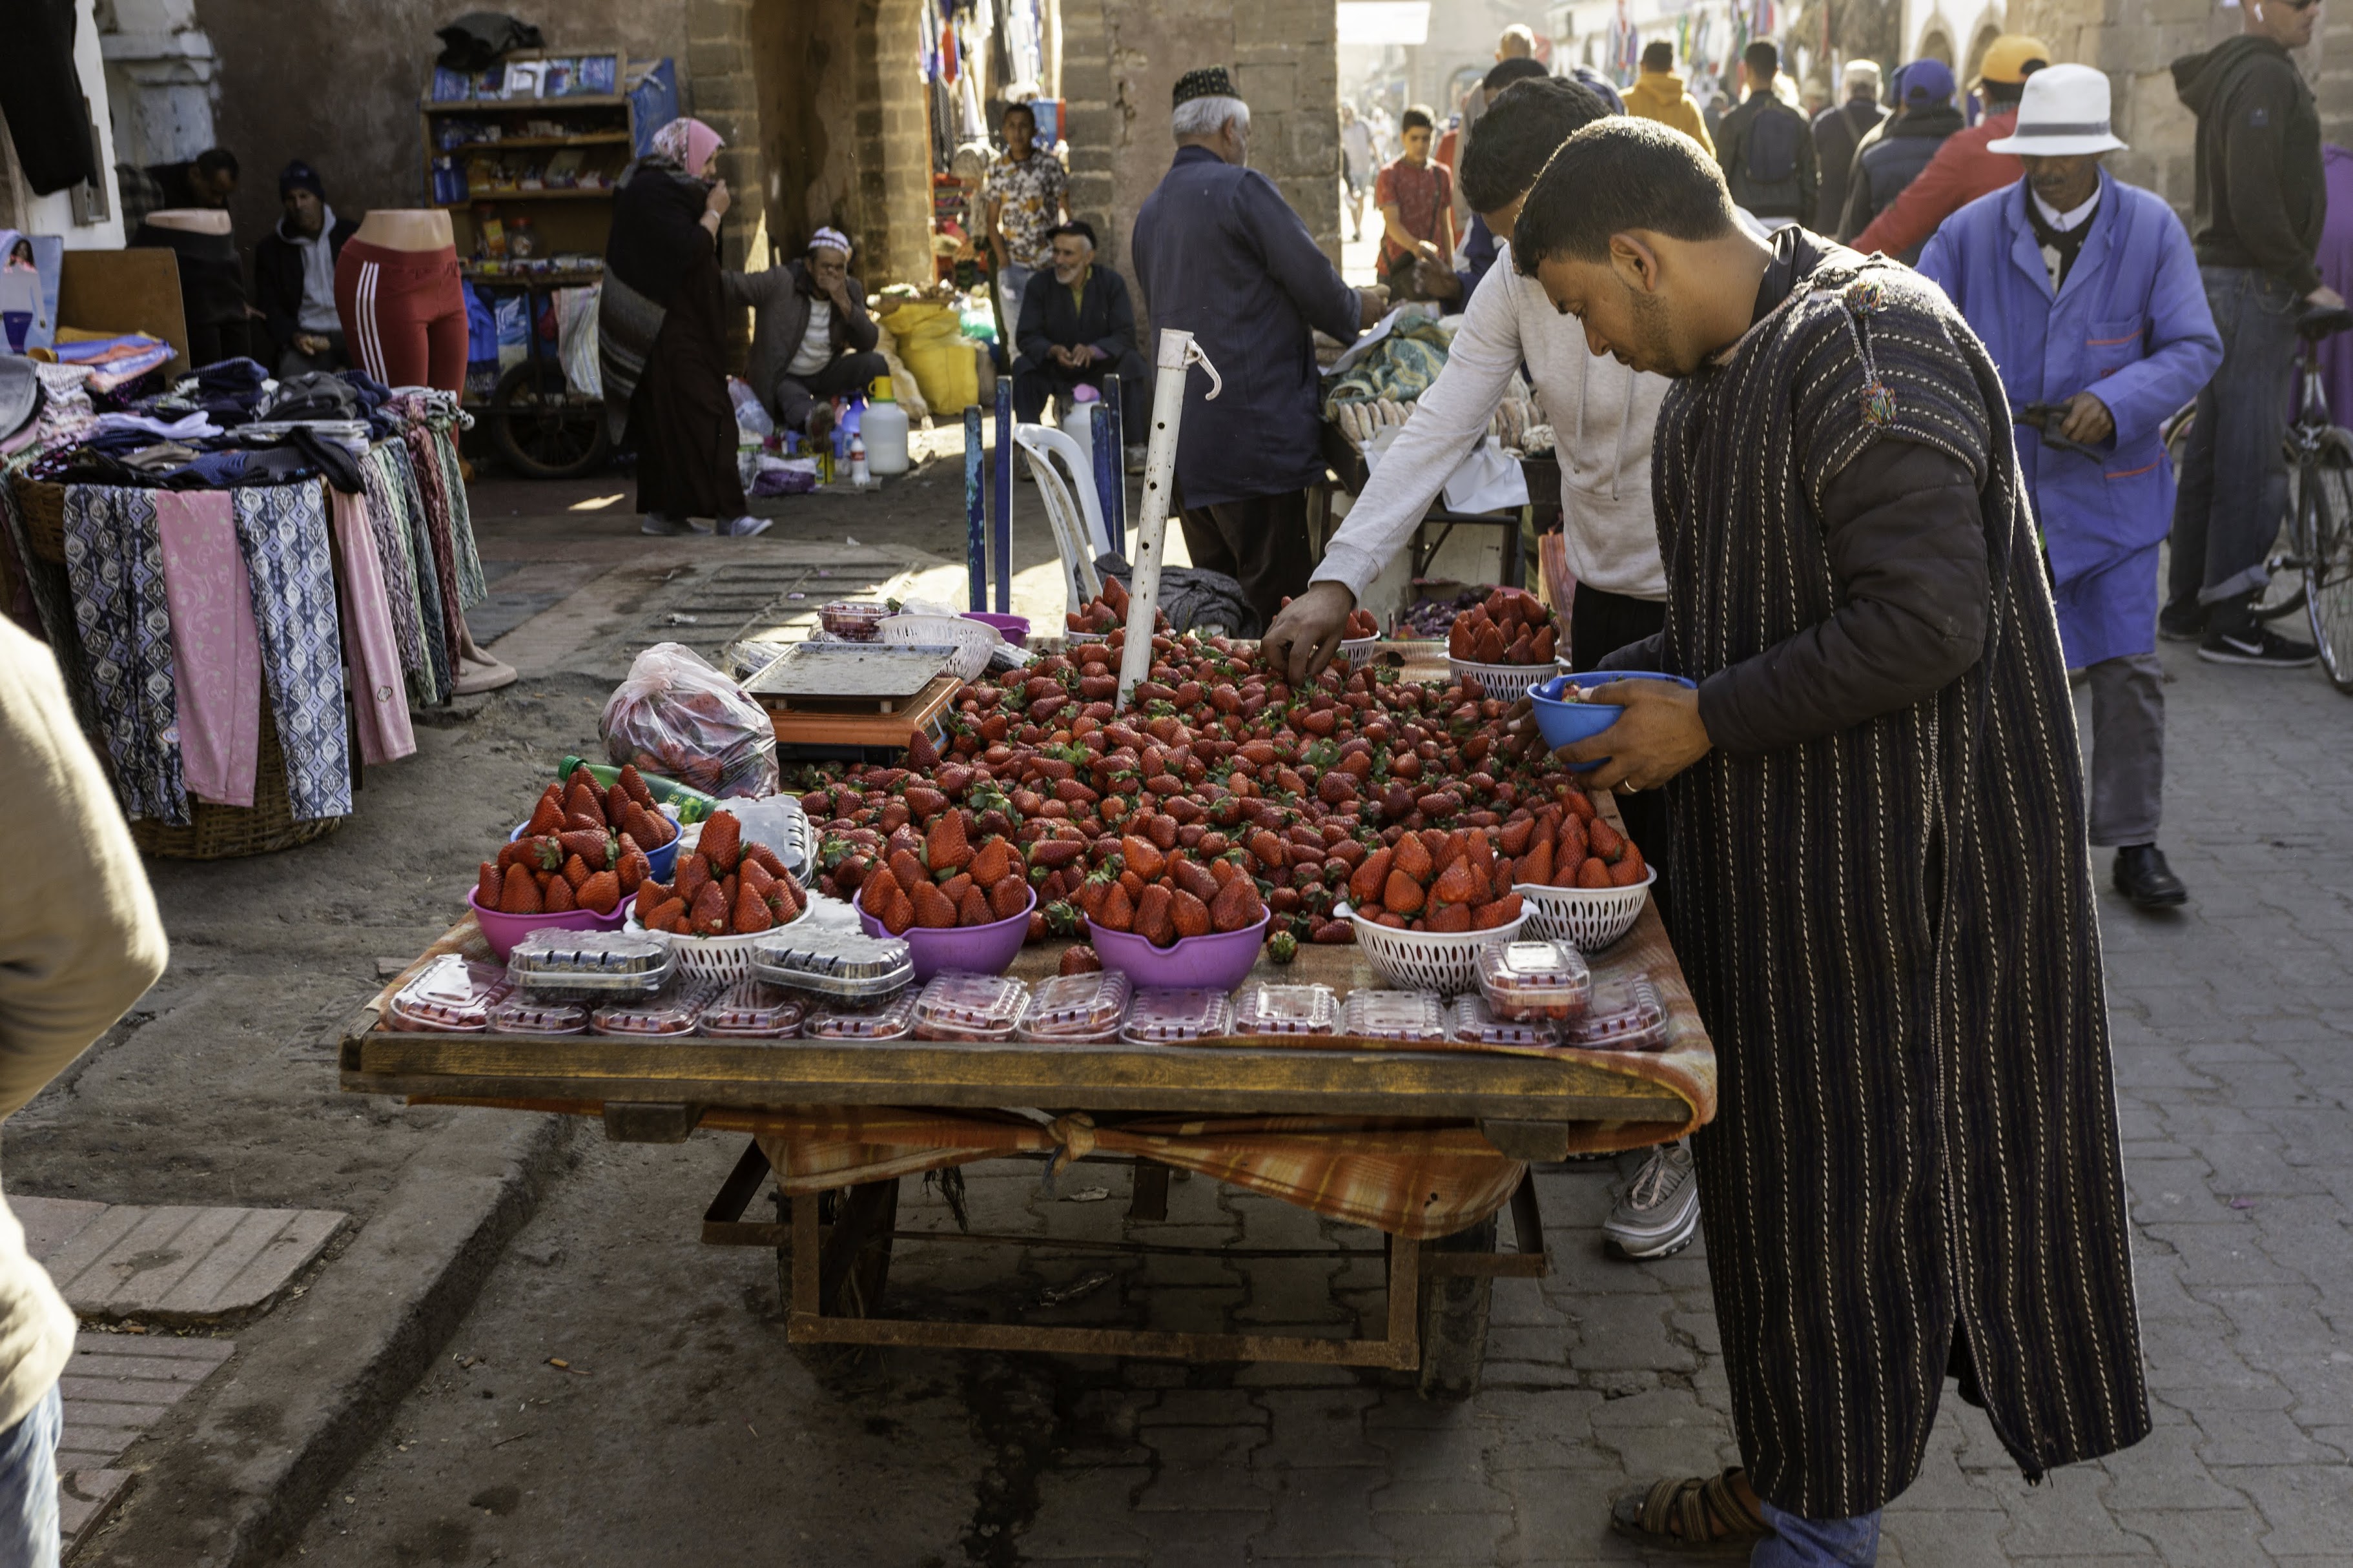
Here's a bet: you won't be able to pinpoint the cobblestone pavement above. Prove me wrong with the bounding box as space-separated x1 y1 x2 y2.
291 638 2350 1567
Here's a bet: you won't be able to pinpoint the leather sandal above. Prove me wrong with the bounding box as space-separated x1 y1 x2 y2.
1608 1467 1771 1553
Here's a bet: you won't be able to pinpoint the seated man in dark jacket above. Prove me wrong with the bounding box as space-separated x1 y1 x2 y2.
723 229 885 443
1013 222 1149 465
252 161 359 376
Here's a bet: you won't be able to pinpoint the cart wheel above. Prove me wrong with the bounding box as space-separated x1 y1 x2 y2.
1416 1214 1497 1402
487 360 609 480
774 1178 899 1319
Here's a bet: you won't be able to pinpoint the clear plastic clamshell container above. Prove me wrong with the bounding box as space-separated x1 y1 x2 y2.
504 930 677 1002
1557 975 1670 1053
591 979 722 1037
1448 994 1560 1050
1474 939 1592 1021
1120 986 1236 1045
1016 971 1133 1043
819 600 891 641
750 928 916 1001
385 955 512 1033
801 989 921 1041
1230 982 1340 1037
911 972 1031 1041
1339 989 1450 1043
697 979 809 1039
488 995 590 1035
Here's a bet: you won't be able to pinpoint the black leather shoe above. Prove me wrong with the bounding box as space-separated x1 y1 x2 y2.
2113 845 2188 909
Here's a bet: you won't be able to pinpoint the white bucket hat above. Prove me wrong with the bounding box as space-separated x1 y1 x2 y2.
1986 64 2126 157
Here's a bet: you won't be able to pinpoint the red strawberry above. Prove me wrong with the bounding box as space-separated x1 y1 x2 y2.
1471 893 1523 930
677 852 711 906
633 879 668 921
576 871 621 915
745 843 788 878
544 875 577 913
645 897 686 931
1576 857 1613 890
988 875 1029 921
939 873 974 909
1426 903 1473 933
1384 869 1426 915
887 849 928 895
731 880 774 933
525 789 565 837
925 813 973 873
1171 888 1212 939
1136 884 1176 947
619 763 657 809
562 853 593 891
605 783 632 829
740 858 775 898
1120 835 1167 882
689 881 730 933
699 811 743 873
1059 945 1103 976
1517 839 1554 889
860 868 896 917
1349 846 1393 904
1393 833 1433 882
910 881 958 929
1097 882 1136 933
881 882 916 935
956 885 993 927
497 864 542 915
1432 859 1477 907
567 779 602 824
1589 819 1626 864
907 728 941 771
1172 859 1219 904
475 862 502 908
617 848 652 895
969 839 1014 886
559 829 613 870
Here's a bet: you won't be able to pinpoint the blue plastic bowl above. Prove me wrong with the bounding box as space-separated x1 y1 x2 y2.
1528 672 1698 766
511 819 679 882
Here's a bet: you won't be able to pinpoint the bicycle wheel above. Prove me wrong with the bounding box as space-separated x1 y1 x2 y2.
2301 453 2353 692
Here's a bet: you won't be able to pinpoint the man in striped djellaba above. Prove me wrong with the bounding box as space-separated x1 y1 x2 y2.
1504 117 2149 1565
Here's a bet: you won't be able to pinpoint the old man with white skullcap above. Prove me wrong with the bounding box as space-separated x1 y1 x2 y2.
724 225 885 446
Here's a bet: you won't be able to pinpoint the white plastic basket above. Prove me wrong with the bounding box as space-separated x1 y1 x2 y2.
1349 908 1530 994
626 906 812 983
879 613 999 681
1448 658 1554 702
1513 868 1655 951
1341 635 1380 671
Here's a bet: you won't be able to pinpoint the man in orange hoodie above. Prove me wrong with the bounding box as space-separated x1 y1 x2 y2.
1852 35 2049 257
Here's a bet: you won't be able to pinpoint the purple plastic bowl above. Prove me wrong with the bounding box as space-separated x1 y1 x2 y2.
510 819 679 881
1085 912 1269 991
468 889 627 962
858 886 1035 981
963 611 1030 647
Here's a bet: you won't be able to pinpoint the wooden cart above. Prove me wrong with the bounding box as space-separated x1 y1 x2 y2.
341 890 1708 1398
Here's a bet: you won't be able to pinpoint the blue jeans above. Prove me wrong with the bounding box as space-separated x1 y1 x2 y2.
1755 1499 1881 1566
0 1384 61 1568
2167 265 2304 627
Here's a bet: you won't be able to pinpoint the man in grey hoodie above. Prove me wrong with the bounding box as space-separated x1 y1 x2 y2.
2164 0 2340 667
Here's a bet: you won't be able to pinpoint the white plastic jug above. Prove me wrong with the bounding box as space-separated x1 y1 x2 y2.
1057 385 1100 474
861 376 911 476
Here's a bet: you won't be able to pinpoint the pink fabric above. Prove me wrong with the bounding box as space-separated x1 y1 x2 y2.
331 487 415 766
154 491 262 807
653 117 724 178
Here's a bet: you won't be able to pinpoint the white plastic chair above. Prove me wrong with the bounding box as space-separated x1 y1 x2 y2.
1012 423 1115 615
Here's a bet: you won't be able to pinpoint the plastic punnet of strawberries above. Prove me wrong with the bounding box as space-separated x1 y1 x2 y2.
628 809 809 936
1446 587 1558 666
480 765 676 918
786 584 1625 959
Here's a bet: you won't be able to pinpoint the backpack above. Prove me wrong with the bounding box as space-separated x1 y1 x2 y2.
1745 102 1803 186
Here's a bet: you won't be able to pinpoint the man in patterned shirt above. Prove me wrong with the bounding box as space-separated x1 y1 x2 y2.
984 102 1068 345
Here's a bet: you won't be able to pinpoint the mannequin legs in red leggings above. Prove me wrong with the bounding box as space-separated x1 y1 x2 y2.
334 239 468 391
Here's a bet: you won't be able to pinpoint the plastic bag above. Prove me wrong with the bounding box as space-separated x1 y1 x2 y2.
728 376 774 440
599 642 779 799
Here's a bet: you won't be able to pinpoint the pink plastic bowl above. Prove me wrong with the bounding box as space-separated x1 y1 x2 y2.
468 889 627 962
963 611 1030 647
859 886 1035 981
1085 912 1269 991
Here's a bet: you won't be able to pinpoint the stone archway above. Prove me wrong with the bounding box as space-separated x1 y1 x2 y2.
1964 19 2005 84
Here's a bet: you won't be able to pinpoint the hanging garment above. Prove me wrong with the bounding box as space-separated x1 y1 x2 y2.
373 445 453 704
428 423 486 606
59 486 187 823
0 0 99 195
330 488 416 766
358 447 435 704
336 241 469 393
232 484 351 821
393 433 467 664
404 422 486 609
154 490 261 807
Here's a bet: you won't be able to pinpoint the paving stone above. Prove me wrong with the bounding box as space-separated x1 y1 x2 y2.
1249 1467 1394 1558
58 1468 130 1558
25 1199 343 1323
1568 1291 1698 1373
1253 1391 1385 1470
1369 1506 1514 1562
2095 1419 2257 1512
2137 1507 2292 1568
1132 1427 1275 1512
2208 1463 2353 1558
1136 1388 1266 1427
1878 1508 2014 1568
1492 1468 1647 1565
1018 1467 1154 1558
1992 1467 2155 1558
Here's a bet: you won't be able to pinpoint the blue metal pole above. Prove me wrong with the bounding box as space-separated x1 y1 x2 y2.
1090 403 1117 564
1102 376 1125 554
964 403 985 610
992 380 1012 614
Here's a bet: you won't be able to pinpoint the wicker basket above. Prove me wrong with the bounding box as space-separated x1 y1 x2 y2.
11 476 67 566
130 721 344 860
1447 658 1553 702
1514 869 1655 952
1349 908 1530 994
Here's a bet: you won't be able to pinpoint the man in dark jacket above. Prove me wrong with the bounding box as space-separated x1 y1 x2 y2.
1713 41 1816 222
2163 0 2339 667
1838 60 1962 252
253 161 358 376
1810 60 1884 234
1509 116 2150 1562
723 229 883 444
1131 67 1382 625
1013 222 1149 463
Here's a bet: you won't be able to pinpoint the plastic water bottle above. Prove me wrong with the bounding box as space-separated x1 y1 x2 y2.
861 374 911 476
848 434 872 489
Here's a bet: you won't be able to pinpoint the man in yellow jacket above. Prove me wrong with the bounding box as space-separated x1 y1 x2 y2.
1627 41 1715 156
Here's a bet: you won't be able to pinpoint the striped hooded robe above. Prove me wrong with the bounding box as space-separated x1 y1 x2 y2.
1648 238 2149 1518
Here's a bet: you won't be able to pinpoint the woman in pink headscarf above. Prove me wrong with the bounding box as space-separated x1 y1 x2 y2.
599 117 764 535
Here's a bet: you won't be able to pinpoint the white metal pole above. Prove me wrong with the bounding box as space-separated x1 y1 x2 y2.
1119 327 1220 707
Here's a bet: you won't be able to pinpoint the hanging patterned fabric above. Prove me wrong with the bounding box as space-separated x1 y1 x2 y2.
233 483 353 821
331 488 416 768
388 438 465 672
426 422 486 608
358 446 442 706
0 475 101 739
386 447 455 704
60 485 189 823
154 489 262 808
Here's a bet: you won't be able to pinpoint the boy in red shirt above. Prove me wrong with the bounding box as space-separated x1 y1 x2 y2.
1375 107 1457 300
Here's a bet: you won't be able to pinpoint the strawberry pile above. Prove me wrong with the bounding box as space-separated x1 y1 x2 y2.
1447 587 1557 666
854 815 1034 932
1062 573 1166 637
1346 830 1525 932
791 590 1621 955
1069 837 1268 948
1499 793 1648 888
481 768 672 917
629 809 808 935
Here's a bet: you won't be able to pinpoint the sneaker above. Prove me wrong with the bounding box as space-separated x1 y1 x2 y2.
640 512 698 536
718 514 773 538
1603 1141 1699 1261
2112 844 2188 909
2157 596 2207 642
2198 623 2318 667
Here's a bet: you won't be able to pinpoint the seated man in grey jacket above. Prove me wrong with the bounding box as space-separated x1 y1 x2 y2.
723 229 885 443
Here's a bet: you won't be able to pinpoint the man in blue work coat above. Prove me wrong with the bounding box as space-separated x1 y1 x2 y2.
1919 65 2221 910
1132 66 1386 628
